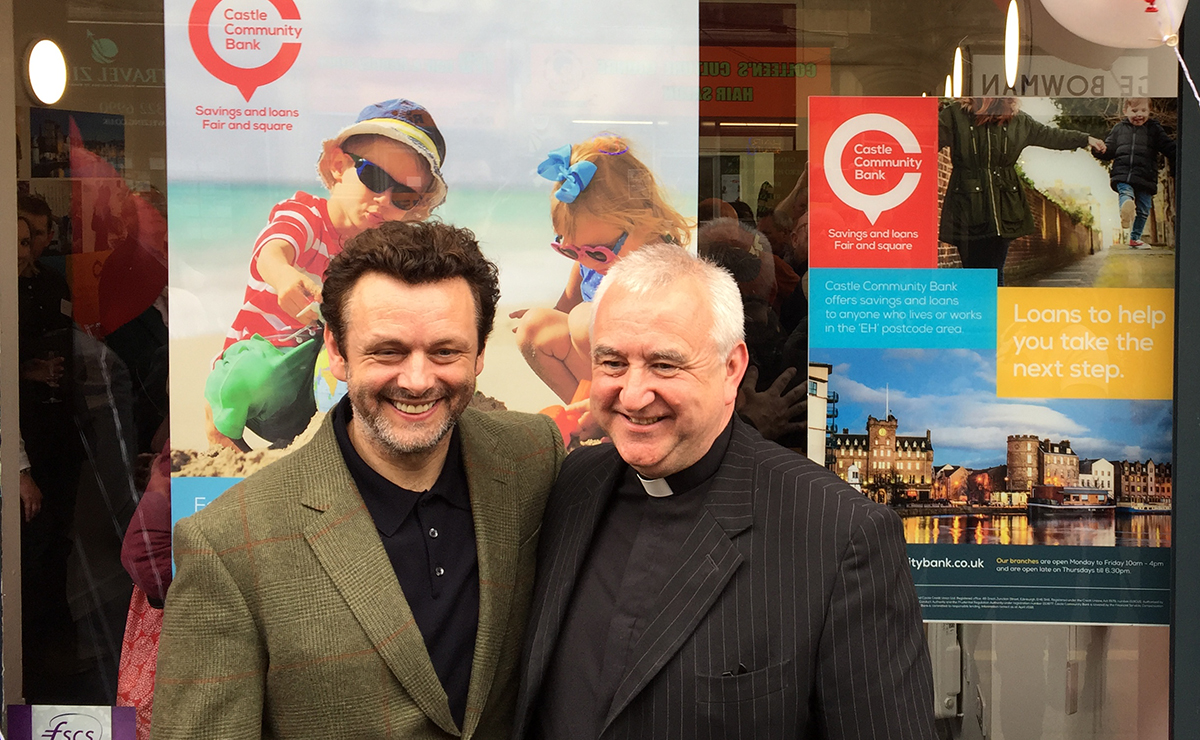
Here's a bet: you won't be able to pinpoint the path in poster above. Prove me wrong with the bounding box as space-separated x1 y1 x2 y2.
997 287 1174 399
810 267 996 348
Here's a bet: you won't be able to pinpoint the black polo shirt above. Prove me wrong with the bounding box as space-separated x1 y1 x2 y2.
332 396 478 729
534 419 734 740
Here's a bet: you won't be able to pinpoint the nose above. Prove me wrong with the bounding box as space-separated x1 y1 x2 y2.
396 353 436 396
618 366 655 411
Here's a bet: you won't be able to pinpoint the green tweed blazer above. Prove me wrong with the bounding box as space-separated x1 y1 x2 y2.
151 408 563 740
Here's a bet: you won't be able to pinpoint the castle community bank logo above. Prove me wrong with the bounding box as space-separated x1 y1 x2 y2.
822 113 923 225
188 0 302 101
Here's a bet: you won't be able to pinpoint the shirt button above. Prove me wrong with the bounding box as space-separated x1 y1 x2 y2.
429 527 439 538
434 566 445 577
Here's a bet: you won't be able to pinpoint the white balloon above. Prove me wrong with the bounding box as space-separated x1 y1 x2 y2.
1039 0 1187 48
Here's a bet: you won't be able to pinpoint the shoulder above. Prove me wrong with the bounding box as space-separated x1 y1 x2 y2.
559 441 623 478
734 421 894 527
460 406 560 454
178 430 339 547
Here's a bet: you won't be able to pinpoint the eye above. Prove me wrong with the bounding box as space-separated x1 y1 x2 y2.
432 348 464 362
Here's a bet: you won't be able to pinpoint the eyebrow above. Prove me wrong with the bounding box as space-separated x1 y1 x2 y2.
592 344 621 362
647 349 687 364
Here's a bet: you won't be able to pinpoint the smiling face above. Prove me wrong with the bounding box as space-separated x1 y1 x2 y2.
589 277 747 478
327 136 433 238
1125 100 1150 127
325 273 484 470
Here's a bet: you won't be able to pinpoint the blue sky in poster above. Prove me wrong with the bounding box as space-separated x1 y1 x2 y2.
812 347 1172 469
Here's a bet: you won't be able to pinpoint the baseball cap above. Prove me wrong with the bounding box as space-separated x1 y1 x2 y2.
318 99 448 211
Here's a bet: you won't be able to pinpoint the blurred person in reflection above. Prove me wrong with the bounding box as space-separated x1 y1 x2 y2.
17 195 87 701
1094 97 1176 249
511 135 691 448
204 99 448 451
154 221 563 740
514 244 935 739
697 218 806 446
939 96 1106 285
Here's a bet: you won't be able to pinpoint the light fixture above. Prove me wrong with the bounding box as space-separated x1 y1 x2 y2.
952 47 963 98
27 39 67 105
1005 0 1020 89
944 74 953 98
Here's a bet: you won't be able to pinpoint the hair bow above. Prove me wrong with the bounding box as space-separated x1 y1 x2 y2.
537 145 598 204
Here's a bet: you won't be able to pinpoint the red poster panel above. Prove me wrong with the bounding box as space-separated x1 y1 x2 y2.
808 96 938 268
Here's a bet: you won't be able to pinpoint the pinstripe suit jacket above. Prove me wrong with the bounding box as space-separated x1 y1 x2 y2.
515 417 935 739
152 408 563 740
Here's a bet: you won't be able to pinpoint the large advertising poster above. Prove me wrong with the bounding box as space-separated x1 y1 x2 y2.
809 96 1175 624
166 2 698 513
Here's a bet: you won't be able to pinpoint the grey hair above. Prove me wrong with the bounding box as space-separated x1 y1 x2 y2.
591 242 745 356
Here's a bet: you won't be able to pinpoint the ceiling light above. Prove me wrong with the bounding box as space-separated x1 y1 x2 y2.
27 39 67 105
1005 0 1020 89
953 47 963 98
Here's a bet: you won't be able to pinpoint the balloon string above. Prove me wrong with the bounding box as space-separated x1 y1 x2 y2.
1174 45 1200 109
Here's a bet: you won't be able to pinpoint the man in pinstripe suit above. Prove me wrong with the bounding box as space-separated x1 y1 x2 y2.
515 244 935 739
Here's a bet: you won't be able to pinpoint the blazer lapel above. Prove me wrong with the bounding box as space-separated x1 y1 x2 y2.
457 413 522 738
299 419 459 736
601 421 758 734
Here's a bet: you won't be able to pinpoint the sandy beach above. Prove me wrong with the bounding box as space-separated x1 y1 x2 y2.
169 304 563 453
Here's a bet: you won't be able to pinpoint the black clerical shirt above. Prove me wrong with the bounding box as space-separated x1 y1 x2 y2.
534 419 735 740
332 396 478 728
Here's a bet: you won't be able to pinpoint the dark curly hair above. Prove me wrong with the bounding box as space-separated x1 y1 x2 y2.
321 221 500 356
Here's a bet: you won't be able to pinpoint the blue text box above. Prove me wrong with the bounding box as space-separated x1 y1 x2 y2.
171 476 240 573
810 268 997 349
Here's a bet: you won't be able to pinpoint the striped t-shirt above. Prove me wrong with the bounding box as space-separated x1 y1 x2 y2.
223 192 343 353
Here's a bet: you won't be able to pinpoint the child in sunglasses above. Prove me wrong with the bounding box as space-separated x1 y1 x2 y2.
512 134 691 446
204 99 447 450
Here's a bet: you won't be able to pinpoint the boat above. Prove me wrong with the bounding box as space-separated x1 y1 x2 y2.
1027 485 1116 517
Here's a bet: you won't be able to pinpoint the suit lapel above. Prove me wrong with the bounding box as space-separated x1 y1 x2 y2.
601 421 758 734
518 446 623 726
457 412 521 738
299 418 459 736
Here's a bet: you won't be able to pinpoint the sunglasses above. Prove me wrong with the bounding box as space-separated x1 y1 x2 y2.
347 153 426 211
551 232 628 266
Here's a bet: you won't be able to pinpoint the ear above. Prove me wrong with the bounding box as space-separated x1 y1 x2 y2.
324 324 349 382
723 342 749 405
327 145 352 185
474 347 486 377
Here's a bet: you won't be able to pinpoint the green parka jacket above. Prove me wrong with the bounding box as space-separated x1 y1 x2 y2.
938 103 1089 246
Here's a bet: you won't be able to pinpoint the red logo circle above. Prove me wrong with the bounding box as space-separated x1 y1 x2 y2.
188 0 301 101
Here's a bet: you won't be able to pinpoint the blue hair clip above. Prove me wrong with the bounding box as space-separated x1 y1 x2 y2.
537 145 598 204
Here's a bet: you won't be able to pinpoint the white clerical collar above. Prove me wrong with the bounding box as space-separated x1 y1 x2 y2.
637 474 675 498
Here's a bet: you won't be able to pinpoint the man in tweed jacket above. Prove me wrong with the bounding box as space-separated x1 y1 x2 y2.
153 222 563 740
515 244 935 739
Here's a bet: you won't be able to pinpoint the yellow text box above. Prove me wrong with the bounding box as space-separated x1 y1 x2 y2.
997 287 1173 400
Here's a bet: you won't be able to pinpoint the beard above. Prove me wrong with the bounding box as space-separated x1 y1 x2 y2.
348 377 475 458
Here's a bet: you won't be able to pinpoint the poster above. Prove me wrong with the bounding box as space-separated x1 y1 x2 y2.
808 96 1175 624
166 1 698 517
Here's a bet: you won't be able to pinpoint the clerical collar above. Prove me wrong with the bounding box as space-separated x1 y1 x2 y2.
635 417 734 498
